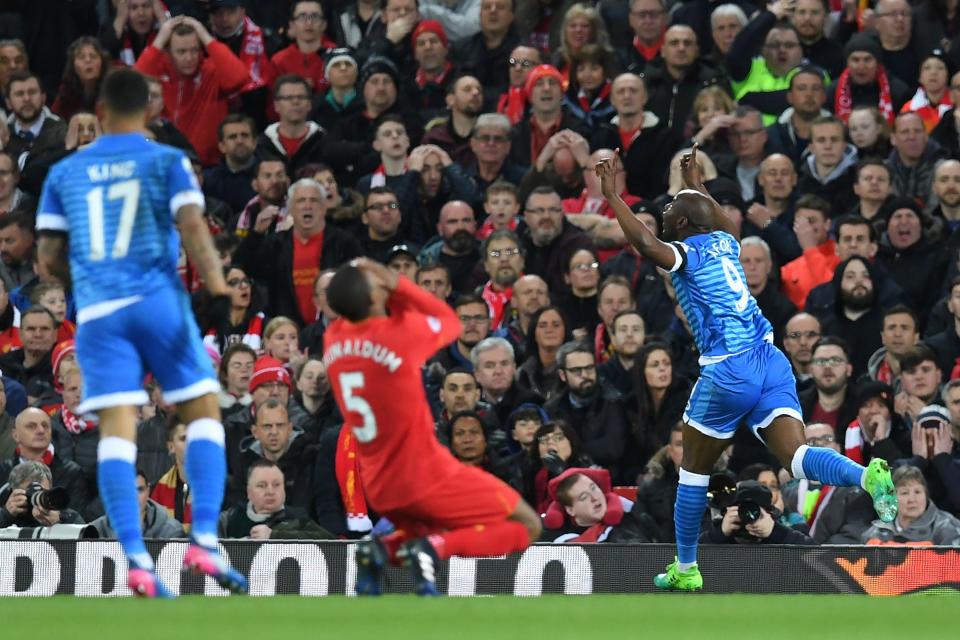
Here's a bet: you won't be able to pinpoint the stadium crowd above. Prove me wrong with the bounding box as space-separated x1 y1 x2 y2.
0 0 959 547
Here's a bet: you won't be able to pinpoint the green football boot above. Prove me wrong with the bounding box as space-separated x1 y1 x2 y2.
653 557 703 592
863 458 898 523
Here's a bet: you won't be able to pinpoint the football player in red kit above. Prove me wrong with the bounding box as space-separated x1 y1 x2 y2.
324 259 541 596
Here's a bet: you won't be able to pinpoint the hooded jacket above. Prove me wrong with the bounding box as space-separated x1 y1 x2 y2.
766 107 832 166
256 121 327 177
861 501 960 545
91 499 185 539
796 143 859 214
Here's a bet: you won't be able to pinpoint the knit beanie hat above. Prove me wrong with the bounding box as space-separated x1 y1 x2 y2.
844 33 882 62
412 20 449 50
249 356 292 393
325 47 358 82
360 55 400 89
524 64 563 99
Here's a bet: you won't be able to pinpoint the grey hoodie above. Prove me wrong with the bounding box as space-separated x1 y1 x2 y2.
861 500 960 546
803 142 859 186
90 499 186 539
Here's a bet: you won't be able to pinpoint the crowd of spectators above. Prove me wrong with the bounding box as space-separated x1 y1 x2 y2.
0 0 959 547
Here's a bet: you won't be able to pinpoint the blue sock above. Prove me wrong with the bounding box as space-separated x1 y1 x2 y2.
675 469 709 567
98 437 153 571
792 445 865 488
184 418 226 550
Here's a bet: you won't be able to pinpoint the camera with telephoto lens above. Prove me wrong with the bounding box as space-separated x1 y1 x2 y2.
731 481 774 528
24 482 70 511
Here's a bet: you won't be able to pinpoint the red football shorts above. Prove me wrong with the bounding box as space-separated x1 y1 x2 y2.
381 465 522 538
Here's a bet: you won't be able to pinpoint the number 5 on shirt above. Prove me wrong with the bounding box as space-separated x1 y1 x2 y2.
339 372 378 442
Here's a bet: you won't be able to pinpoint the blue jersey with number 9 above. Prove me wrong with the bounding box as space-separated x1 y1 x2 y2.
669 231 772 360
36 133 203 311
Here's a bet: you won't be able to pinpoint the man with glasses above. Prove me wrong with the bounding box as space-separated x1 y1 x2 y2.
479 229 524 329
800 337 858 434
429 294 491 373
726 1 804 123
453 0 521 108
257 74 327 177
544 341 630 481
624 0 668 73
519 186 595 293
270 1 339 97
497 45 541 124
872 0 918 89
360 188 409 264
465 113 526 191
781 312 821 392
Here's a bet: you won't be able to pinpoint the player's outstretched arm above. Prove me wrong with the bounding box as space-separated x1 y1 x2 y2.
596 153 678 271
37 231 71 288
680 144 740 241
178 204 228 296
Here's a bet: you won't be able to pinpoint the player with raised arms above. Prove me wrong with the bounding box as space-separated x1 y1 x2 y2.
596 146 898 591
35 68 246 597
324 258 541 596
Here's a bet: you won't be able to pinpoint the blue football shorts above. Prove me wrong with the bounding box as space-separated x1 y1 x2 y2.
682 341 803 441
75 286 219 413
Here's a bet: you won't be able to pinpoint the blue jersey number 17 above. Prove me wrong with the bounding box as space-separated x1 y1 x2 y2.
85 179 140 261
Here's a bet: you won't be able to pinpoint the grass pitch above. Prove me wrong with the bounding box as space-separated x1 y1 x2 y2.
1 594 955 640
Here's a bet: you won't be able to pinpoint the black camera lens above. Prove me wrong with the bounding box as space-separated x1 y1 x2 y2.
738 500 762 525
24 483 70 511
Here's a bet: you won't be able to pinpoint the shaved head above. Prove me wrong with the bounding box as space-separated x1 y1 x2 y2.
662 190 716 240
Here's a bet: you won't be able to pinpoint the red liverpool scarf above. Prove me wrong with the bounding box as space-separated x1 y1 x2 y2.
60 406 96 435
835 66 894 124
334 427 372 533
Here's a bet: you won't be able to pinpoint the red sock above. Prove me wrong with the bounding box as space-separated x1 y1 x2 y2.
428 521 530 560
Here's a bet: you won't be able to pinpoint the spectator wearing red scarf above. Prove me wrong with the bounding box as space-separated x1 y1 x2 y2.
509 64 590 168
409 20 453 122
497 45 540 125
98 0 169 67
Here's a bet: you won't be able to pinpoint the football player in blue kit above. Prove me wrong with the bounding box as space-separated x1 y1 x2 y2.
35 68 246 598
596 145 897 591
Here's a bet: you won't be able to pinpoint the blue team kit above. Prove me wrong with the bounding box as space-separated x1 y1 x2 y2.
669 231 802 439
36 133 218 412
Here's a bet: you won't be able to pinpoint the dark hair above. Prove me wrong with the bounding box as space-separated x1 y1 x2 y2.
882 304 919 330
788 65 826 89
375 113 406 135
291 0 324 19
443 366 476 383
568 43 616 95
273 73 311 98
795 193 831 218
4 70 41 98
29 281 65 306
525 305 571 366
415 261 451 283
0 150 18 174
525 185 561 208
165 413 185 442
898 344 939 373
530 420 587 468
327 265 373 322
834 214 877 243
811 114 845 132
598 274 635 304
811 335 852 362
246 458 282 481
855 156 890 179
217 113 256 141
62 37 110 103
480 228 522 261
738 463 777 483
365 186 398 207
446 410 487 444
452 293 488 313
633 340 675 424
295 162 334 180
507 406 544 430
99 68 149 116
218 343 257 387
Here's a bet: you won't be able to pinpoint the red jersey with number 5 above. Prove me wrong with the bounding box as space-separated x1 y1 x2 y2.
324 277 463 511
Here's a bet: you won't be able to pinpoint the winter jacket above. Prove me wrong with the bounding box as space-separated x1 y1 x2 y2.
783 481 875 543
203 160 258 218
545 389 632 483
862 501 960 545
517 218 596 295
805 263 907 327
509 110 591 168
3 108 66 172
452 27 522 109
644 60 727 136
726 11 795 123
256 121 328 177
134 41 250 166
633 447 680 542
0 414 14 462
925 326 960 377
886 141 949 206
91 499 185 539
795 144 859 215
899 445 960 518
589 112 681 199
52 412 98 503
600 249 674 335
517 356 564 405
780 240 839 310
219 502 332 539
765 107 832 166
231 431 318 513
0 452 90 515
876 235 949 319
233 225 362 326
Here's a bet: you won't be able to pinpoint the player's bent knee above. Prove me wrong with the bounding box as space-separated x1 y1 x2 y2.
176 392 222 424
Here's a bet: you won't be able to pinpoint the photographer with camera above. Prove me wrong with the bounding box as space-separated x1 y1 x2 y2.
0 460 83 528
704 479 815 545
0 407 89 515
